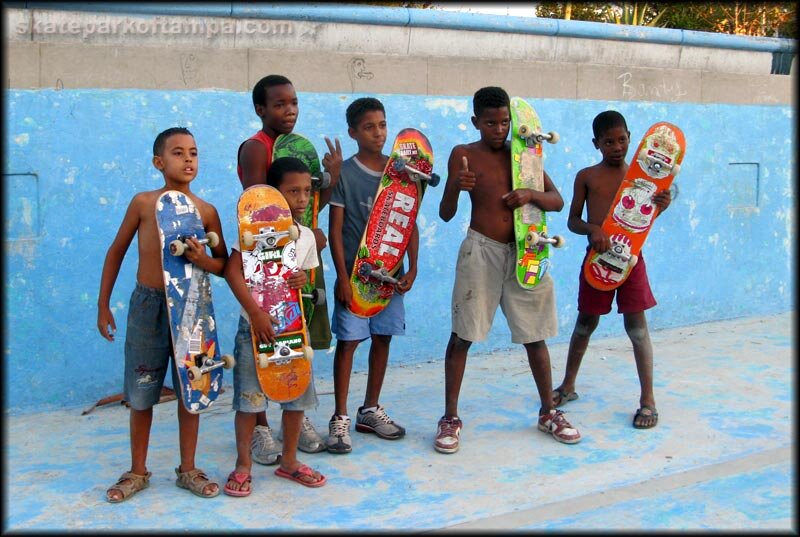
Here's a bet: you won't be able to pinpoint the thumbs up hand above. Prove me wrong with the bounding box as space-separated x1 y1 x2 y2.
458 156 476 192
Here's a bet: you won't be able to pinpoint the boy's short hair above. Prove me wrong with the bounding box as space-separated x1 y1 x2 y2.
252 74 293 107
472 86 510 117
346 97 385 129
153 127 193 156
267 156 311 189
592 111 628 139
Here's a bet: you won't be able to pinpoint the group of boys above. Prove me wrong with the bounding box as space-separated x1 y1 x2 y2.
97 76 670 502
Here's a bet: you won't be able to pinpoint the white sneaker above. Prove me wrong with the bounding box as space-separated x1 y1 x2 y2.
251 425 282 465
325 415 352 454
279 415 326 453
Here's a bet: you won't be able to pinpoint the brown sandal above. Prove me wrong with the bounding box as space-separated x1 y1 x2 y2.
106 471 151 503
175 467 220 498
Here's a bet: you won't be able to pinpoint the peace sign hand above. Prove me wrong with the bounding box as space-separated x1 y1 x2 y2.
322 136 343 187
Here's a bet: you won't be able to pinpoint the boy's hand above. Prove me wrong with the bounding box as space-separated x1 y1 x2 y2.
589 225 611 253
395 267 417 295
286 268 307 290
182 237 209 266
458 156 476 191
652 189 672 213
502 188 533 209
312 227 328 252
335 278 352 306
97 306 116 342
323 137 343 184
250 309 278 345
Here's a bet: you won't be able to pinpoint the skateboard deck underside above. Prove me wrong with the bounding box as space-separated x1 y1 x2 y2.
237 186 312 402
584 122 685 291
510 97 550 288
273 133 322 321
156 191 223 413
347 128 434 318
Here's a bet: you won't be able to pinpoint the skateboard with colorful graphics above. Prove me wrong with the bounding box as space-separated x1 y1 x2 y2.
156 190 234 414
347 128 439 318
272 133 329 324
583 121 685 290
237 185 314 403
509 97 564 289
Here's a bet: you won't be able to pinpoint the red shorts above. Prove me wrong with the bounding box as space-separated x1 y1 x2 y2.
578 248 657 315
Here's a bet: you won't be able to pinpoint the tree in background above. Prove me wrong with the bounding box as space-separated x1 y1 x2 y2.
534 2 795 38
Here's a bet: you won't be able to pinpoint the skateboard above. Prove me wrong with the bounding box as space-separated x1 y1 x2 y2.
509 97 564 289
347 128 439 318
237 185 314 403
583 121 685 290
156 190 234 414
272 133 329 324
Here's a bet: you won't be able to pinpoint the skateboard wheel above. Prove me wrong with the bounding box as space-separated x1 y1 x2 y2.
629 254 639 268
187 366 202 381
258 353 269 369
288 225 299 241
221 354 236 369
206 231 219 248
312 288 326 306
169 240 185 256
638 148 648 163
553 235 565 248
302 346 314 360
671 163 681 177
428 173 441 187
525 231 540 248
517 124 530 137
547 131 559 144
320 171 331 190
242 231 255 248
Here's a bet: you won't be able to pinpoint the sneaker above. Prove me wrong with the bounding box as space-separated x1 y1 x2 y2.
434 415 462 454
251 425 282 465
355 405 406 440
326 415 352 454
538 409 581 444
298 416 326 453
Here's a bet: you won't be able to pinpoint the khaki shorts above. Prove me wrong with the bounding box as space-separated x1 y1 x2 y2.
451 228 558 344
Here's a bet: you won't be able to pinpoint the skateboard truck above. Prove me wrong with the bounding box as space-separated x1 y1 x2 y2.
301 288 326 306
638 149 680 177
312 171 332 191
392 158 441 187
170 232 219 256
257 342 314 368
358 262 399 285
598 244 639 273
242 225 299 249
517 124 559 146
525 231 565 249
187 353 235 382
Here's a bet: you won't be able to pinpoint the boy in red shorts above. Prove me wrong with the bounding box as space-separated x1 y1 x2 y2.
552 111 671 429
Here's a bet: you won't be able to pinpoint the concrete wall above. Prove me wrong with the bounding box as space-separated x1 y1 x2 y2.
3 5 796 412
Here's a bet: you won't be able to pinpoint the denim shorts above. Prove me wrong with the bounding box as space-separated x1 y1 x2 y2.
232 315 318 413
123 283 179 411
331 289 405 342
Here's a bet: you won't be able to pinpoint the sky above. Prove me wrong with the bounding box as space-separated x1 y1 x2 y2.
431 3 539 18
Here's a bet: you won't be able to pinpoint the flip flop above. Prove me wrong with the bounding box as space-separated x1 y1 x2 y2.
552 388 579 408
633 405 659 429
274 464 327 488
223 471 252 497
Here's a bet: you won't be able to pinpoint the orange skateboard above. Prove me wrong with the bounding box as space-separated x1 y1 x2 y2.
583 122 686 290
237 185 314 403
347 128 439 318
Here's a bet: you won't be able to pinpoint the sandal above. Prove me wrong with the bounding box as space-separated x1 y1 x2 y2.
552 388 579 408
174 467 220 498
106 471 151 503
274 464 327 488
223 471 252 497
633 405 659 429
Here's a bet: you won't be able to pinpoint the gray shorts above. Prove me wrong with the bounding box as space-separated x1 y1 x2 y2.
232 316 318 413
451 228 558 344
123 283 179 411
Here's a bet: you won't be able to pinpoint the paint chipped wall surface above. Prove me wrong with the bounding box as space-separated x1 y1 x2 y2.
3 90 795 411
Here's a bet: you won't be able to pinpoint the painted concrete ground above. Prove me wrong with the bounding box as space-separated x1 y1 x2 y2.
4 312 794 531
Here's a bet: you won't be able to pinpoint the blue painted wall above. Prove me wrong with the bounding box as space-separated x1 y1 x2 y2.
3 89 794 412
